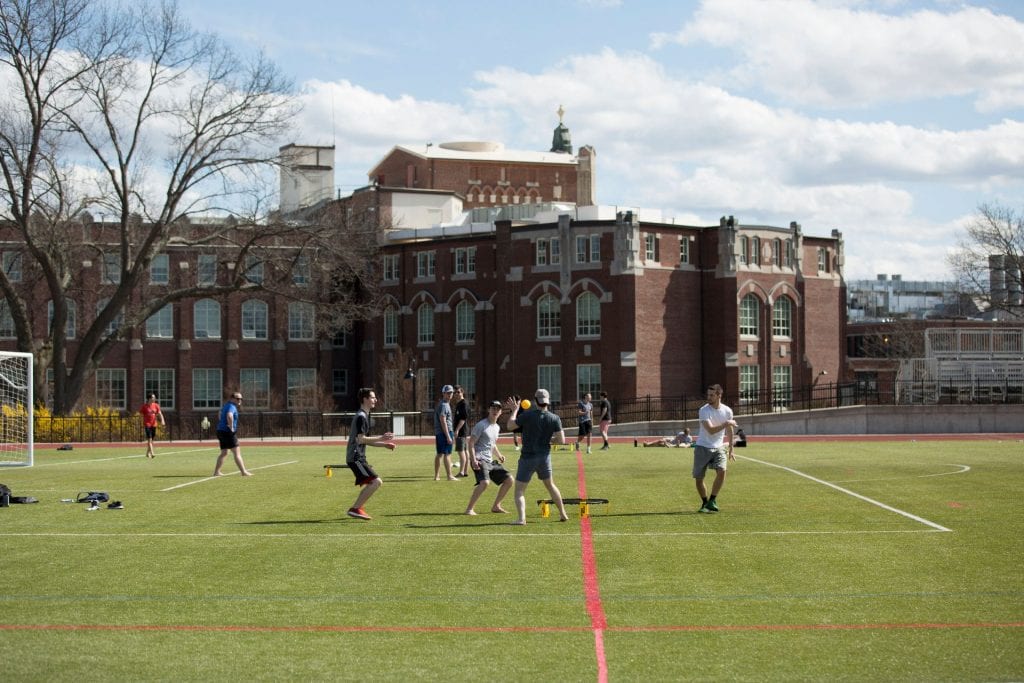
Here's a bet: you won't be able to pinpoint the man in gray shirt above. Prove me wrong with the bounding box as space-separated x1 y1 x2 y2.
464 401 512 515
504 389 569 525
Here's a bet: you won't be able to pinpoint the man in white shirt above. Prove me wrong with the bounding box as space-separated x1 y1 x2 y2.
693 384 737 513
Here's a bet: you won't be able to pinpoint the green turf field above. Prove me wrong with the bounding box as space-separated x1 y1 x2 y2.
1 438 1022 681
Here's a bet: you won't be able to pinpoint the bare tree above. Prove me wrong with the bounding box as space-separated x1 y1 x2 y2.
948 203 1024 321
0 0 381 413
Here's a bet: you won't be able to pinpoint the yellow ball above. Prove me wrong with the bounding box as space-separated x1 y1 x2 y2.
520 399 531 410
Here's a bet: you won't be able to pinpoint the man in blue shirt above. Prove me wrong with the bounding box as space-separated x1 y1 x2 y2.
434 385 456 480
504 389 569 525
214 392 252 477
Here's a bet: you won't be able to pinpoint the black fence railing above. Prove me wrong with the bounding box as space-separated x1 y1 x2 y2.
29 379 1023 444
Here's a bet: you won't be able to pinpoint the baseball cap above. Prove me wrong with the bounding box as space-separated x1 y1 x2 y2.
441 384 454 394
535 389 550 405
488 400 503 409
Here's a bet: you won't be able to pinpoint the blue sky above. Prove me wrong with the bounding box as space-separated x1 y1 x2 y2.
177 0 1024 280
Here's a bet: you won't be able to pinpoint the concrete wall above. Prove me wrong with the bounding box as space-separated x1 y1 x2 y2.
625 404 1024 437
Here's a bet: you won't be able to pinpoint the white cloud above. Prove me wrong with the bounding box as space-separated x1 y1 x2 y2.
652 0 1024 111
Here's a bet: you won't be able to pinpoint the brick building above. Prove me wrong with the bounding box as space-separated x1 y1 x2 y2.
1 114 846 419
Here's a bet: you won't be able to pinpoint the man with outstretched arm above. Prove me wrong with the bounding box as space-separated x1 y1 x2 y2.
504 389 569 525
693 384 737 513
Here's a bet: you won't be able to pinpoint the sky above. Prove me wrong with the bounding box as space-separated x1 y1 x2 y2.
176 0 1024 282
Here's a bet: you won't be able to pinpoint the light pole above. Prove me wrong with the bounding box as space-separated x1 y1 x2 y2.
404 364 417 436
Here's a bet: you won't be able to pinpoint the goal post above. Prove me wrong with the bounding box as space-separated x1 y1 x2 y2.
0 351 33 467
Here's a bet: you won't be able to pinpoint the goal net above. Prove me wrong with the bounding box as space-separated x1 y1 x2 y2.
0 352 33 467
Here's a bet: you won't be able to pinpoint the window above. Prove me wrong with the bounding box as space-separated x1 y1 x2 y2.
751 237 761 266
421 367 436 401
292 254 311 286
288 302 315 340
2 251 22 281
382 254 400 281
102 252 121 284
577 364 601 398
244 254 264 284
590 235 601 262
679 237 690 265
550 238 560 265
537 294 560 340
417 303 435 345
97 298 124 337
240 368 270 409
197 254 217 286
455 367 476 399
150 253 169 285
772 296 792 338
576 292 600 337
576 235 588 263
0 301 14 338
241 300 268 340
331 329 349 348
537 365 561 404
455 300 475 343
772 365 792 408
193 299 221 339
536 239 548 266
416 251 435 278
454 247 476 275
287 368 317 408
47 300 76 339
739 294 759 337
146 305 173 339
739 236 749 266
144 369 175 410
772 239 782 267
332 369 349 396
784 239 794 268
739 365 760 403
644 233 658 261
95 368 126 409
818 248 828 272
383 306 398 346
192 369 222 409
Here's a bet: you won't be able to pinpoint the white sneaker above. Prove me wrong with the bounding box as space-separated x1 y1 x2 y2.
587 447 592 454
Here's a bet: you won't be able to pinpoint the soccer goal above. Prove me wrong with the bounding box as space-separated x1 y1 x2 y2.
0 351 33 467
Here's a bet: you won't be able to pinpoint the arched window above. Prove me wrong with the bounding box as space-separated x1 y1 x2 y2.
576 291 600 337
417 303 435 345
773 296 793 337
383 306 398 346
739 294 760 337
194 299 221 339
241 299 268 340
537 294 560 340
288 302 315 340
455 300 475 343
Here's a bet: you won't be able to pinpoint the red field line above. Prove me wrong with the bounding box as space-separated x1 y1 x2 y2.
2 621 1021 634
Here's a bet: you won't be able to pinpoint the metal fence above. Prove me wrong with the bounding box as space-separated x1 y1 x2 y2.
30 379 1024 444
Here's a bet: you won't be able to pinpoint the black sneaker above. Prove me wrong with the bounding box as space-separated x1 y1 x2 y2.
107 501 124 509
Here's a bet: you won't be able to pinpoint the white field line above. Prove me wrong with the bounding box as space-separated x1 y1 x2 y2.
834 464 971 483
0 528 946 540
737 454 952 532
36 447 215 466
160 460 298 492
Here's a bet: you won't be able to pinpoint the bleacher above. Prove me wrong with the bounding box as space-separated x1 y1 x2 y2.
896 328 1024 404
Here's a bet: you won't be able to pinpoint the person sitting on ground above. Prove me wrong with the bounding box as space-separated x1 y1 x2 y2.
642 428 693 448
733 427 747 447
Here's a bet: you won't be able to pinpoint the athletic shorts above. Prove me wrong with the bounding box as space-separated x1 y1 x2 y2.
435 433 453 454
455 436 467 452
692 445 728 478
347 457 378 486
577 421 592 437
144 426 157 440
216 430 239 450
473 458 511 485
515 453 553 483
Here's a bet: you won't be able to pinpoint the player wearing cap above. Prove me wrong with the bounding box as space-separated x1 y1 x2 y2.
503 388 569 525
434 384 457 481
464 400 513 515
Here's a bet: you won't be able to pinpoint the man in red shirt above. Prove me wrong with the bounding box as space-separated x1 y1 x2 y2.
139 394 166 458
